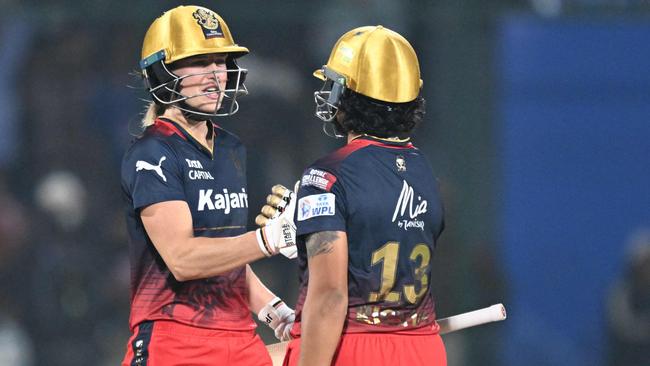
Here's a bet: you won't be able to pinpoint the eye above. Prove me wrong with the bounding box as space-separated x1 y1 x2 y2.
213 57 227 65
175 55 227 69
191 59 213 67
202 58 226 67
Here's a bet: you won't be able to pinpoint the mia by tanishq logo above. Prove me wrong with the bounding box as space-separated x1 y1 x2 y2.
136 156 167 182
392 180 427 231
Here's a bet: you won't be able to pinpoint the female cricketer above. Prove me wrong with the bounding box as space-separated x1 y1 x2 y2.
120 6 297 366
284 25 448 366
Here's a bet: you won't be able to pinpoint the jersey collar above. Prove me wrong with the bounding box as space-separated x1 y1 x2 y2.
353 134 413 148
156 117 217 158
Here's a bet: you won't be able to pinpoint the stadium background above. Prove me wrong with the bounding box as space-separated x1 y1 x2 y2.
0 0 648 365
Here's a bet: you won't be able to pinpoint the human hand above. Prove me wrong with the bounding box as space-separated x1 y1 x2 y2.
255 182 299 259
258 297 295 342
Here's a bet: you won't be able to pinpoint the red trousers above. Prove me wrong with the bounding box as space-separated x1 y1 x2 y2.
283 332 447 366
121 320 272 366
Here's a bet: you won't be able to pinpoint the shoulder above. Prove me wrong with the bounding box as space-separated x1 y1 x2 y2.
214 124 245 150
311 138 375 172
305 137 401 176
299 140 370 192
121 133 181 176
124 133 175 160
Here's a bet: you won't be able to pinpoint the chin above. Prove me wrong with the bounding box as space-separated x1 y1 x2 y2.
190 102 220 114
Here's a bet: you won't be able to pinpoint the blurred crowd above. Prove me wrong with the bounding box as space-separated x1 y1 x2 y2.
1 1 648 365
0 18 136 365
606 229 650 366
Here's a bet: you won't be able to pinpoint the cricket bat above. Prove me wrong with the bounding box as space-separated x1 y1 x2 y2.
265 303 507 365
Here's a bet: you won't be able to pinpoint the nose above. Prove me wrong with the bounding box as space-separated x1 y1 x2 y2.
207 62 227 82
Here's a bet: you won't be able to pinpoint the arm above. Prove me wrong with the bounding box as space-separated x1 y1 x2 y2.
141 200 265 281
298 231 348 366
246 265 276 312
141 183 297 281
247 265 295 341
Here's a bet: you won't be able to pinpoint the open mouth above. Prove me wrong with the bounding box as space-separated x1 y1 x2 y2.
203 86 221 100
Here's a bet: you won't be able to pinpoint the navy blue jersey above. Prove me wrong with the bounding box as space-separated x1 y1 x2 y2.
121 118 254 331
292 136 444 334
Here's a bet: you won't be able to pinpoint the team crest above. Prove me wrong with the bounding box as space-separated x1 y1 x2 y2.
396 155 406 172
192 9 224 39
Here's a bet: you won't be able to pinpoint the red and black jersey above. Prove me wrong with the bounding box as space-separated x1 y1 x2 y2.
121 118 254 331
292 136 445 335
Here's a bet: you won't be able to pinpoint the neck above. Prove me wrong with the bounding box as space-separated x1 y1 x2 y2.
163 107 206 131
162 107 212 148
347 132 362 143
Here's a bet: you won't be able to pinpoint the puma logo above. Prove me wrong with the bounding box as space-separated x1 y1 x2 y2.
135 156 167 182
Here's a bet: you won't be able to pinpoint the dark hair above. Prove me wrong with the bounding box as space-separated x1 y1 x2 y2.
336 90 425 138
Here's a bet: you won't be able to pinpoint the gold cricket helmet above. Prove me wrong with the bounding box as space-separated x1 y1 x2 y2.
140 5 248 67
314 25 422 104
140 5 249 117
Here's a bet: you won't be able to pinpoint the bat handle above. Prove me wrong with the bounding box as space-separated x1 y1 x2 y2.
437 303 507 335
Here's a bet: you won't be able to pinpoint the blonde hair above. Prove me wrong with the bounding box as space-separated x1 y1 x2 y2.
141 102 166 128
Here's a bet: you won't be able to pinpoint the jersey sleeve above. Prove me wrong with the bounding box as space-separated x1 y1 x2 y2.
123 138 186 210
295 167 347 236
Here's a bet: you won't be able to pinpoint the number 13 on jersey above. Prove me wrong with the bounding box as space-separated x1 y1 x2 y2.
368 241 431 304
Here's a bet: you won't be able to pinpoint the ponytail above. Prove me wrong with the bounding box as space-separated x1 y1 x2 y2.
141 102 166 128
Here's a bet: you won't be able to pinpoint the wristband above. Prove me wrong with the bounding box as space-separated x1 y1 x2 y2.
257 297 285 327
255 228 273 257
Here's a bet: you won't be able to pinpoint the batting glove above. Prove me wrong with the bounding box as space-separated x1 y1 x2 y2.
257 297 295 342
255 182 299 259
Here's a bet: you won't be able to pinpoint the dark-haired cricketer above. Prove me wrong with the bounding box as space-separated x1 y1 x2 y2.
283 25 448 366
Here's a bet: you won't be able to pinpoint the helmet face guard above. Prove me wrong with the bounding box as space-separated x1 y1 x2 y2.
313 66 347 123
142 51 247 117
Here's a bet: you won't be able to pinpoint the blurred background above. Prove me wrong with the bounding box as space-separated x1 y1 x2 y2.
0 0 649 365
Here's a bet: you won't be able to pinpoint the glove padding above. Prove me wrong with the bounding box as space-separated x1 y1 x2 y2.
255 182 299 259
257 297 294 342
255 184 292 226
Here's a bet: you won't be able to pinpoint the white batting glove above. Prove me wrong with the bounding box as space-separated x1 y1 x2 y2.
255 182 299 259
257 297 295 342
255 184 292 226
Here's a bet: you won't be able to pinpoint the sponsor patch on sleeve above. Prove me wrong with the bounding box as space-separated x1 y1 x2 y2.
297 193 336 221
301 169 337 191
